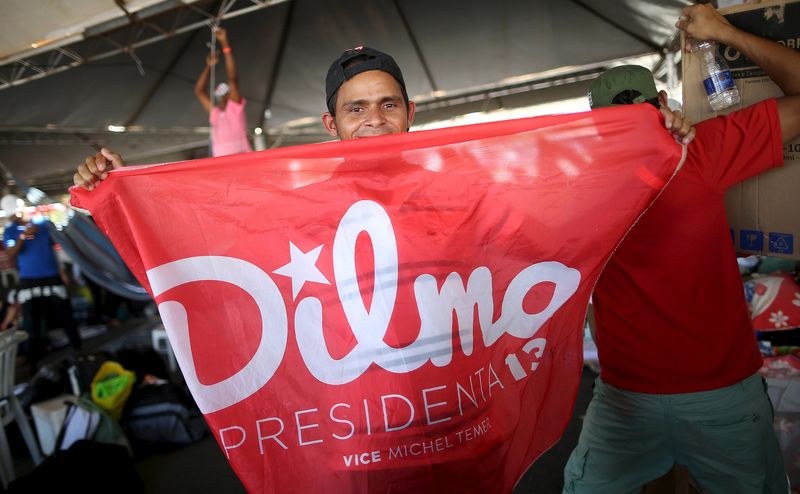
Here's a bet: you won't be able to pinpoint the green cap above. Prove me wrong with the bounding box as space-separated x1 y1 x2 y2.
588 65 658 109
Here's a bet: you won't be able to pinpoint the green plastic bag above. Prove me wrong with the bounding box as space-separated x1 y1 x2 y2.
91 361 135 420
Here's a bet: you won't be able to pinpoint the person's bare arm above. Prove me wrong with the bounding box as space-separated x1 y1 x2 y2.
195 54 217 113
677 3 800 143
5 223 37 259
5 236 24 259
1 304 17 331
215 28 242 103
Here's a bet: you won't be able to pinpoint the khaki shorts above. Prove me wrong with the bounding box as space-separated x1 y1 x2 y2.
563 373 788 494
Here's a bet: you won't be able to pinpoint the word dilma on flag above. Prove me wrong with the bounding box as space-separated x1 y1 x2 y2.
71 104 683 494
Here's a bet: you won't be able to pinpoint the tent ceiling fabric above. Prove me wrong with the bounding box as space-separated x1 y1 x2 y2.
0 0 182 61
0 0 690 192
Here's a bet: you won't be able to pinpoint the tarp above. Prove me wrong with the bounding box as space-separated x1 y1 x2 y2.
71 104 684 493
10 177 149 301
53 213 151 301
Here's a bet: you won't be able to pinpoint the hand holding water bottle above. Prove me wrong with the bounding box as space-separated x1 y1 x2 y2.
676 4 735 44
676 4 741 111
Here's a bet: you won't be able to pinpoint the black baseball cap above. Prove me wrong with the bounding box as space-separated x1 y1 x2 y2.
325 46 408 114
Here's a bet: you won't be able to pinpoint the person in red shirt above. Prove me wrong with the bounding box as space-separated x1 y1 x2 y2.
564 5 800 493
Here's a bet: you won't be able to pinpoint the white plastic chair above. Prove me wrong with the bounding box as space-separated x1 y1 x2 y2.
151 325 178 374
0 330 43 488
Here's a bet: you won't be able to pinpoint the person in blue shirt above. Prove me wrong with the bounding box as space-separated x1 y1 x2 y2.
2 195 80 365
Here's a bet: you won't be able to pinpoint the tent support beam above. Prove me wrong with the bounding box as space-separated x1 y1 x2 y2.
73 132 103 153
124 26 201 126
260 0 296 131
0 0 290 91
568 0 662 53
392 0 438 93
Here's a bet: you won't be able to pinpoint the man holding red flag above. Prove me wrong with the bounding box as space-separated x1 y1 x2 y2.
564 4 800 493
72 40 697 494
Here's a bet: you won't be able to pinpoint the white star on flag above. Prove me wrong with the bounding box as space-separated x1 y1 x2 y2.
273 242 330 299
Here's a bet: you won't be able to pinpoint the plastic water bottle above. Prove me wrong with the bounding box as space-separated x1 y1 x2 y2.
692 40 740 111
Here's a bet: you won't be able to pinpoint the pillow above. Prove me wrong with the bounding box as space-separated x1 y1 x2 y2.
744 272 800 331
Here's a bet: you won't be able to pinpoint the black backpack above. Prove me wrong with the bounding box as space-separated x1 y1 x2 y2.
121 381 208 453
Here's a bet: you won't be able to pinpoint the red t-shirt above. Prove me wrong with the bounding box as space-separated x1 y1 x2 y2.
593 98 784 393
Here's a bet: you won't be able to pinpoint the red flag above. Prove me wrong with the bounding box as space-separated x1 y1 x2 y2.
71 105 683 493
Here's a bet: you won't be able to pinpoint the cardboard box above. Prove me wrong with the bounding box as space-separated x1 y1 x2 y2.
682 0 800 259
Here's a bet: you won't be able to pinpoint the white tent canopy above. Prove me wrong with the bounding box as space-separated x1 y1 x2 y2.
0 0 690 194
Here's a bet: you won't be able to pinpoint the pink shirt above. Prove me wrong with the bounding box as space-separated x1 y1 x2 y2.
209 98 253 157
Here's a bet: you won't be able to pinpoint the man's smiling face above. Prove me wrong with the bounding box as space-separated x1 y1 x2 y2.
322 70 415 140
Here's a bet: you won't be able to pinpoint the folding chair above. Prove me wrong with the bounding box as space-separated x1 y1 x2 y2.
0 330 43 488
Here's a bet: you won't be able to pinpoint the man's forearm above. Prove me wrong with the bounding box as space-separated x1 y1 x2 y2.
195 65 211 95
1 308 15 330
718 25 800 97
5 239 23 259
222 44 237 80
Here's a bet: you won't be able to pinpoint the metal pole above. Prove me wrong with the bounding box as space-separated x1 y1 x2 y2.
0 0 289 90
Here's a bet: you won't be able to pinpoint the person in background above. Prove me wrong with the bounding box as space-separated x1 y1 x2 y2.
2 195 81 365
75 47 422 186
564 4 800 493
194 27 253 157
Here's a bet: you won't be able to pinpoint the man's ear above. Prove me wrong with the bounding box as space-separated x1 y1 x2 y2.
657 90 669 109
322 112 338 137
406 100 416 130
